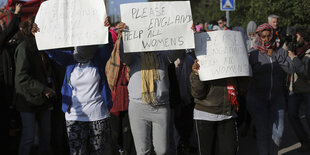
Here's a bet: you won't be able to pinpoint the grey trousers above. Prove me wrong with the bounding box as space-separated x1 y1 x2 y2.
128 101 171 155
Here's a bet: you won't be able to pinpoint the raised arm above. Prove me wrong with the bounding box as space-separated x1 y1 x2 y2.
275 48 301 74
44 49 75 66
0 3 22 51
117 22 136 66
190 59 208 99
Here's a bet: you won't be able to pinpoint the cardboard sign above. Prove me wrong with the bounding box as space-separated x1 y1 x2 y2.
35 0 108 50
120 1 195 53
195 31 251 81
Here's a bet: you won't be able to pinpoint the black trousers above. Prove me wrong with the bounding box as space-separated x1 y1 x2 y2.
110 111 136 155
174 103 194 146
195 118 238 155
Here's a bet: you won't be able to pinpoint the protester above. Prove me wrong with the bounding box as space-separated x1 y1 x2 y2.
268 14 285 48
217 16 228 30
203 21 209 32
118 21 186 155
173 51 196 154
0 3 22 154
246 23 300 155
190 58 247 155
246 21 257 51
287 26 310 153
15 16 56 155
38 17 113 155
195 24 203 33
0 3 22 107
105 27 136 155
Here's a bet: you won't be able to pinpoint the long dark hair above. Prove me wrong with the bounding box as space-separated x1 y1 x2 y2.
20 16 35 38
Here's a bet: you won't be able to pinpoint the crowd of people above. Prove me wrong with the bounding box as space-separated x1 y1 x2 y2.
1 3 310 155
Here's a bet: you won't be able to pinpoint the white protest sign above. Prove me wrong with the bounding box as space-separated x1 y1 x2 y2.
195 31 251 81
35 0 108 50
120 1 195 53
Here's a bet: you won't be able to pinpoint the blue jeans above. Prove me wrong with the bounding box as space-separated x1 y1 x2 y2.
246 94 285 155
19 110 52 155
288 92 310 144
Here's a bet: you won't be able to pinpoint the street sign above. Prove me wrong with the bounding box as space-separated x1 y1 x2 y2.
220 0 235 11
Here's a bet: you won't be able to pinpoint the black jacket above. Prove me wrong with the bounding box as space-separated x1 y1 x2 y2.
291 49 310 93
14 38 57 112
0 14 21 106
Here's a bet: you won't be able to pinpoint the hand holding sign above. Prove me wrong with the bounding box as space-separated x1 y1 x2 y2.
31 23 40 36
192 59 200 75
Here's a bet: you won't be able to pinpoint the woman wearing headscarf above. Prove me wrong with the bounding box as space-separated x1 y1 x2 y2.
117 22 185 155
246 21 257 51
39 17 114 155
246 23 301 155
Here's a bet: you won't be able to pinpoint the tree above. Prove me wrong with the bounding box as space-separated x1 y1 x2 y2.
149 0 310 29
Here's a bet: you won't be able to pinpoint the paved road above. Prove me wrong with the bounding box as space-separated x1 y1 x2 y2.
238 113 310 155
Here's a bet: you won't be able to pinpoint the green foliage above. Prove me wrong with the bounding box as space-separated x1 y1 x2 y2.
149 0 310 29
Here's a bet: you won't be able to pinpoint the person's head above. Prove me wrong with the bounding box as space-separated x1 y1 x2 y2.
255 23 276 51
73 45 98 63
195 24 203 32
203 21 209 31
217 16 226 28
198 23 203 29
20 16 35 38
268 14 279 29
296 26 310 46
247 21 257 39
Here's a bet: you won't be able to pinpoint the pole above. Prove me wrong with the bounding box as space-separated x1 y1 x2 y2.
226 11 229 27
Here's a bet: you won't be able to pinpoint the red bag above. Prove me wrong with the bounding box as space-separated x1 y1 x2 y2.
110 64 129 113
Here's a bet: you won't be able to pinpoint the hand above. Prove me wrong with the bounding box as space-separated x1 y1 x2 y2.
191 24 196 33
192 59 200 75
43 87 56 99
14 3 22 14
115 22 126 34
104 16 111 28
267 49 273 57
31 23 40 35
288 50 296 60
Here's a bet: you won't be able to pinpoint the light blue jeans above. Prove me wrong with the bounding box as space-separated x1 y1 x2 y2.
128 101 170 155
246 94 285 155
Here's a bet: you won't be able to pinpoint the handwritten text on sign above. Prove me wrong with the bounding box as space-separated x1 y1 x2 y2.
195 31 251 81
120 1 195 53
35 0 108 50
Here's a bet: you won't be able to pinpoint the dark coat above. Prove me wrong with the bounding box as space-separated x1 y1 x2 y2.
292 49 310 93
0 14 20 105
14 38 55 112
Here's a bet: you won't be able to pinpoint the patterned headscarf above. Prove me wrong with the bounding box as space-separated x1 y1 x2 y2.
254 23 276 53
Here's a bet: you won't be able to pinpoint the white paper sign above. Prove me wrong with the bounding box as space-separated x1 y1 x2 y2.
195 31 251 81
120 1 195 53
35 0 108 50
